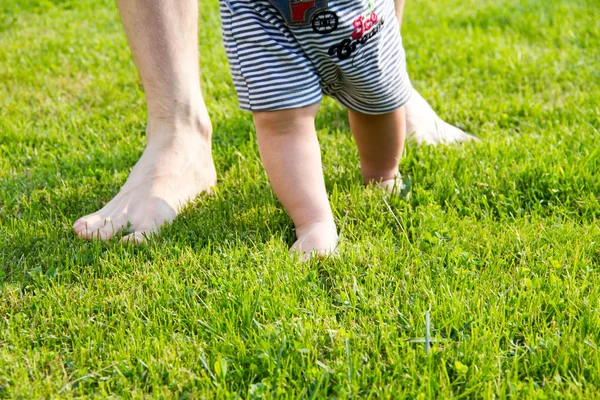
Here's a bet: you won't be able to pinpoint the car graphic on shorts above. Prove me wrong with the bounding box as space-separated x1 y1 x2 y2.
269 0 329 27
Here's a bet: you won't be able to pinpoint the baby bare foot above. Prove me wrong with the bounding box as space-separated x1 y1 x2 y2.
290 220 339 261
376 176 410 198
378 177 402 193
73 123 216 243
405 88 479 145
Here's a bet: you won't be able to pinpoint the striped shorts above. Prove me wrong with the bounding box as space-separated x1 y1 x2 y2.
219 0 412 114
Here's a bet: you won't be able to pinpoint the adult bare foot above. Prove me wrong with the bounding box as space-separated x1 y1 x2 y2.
405 88 479 145
73 122 216 243
290 220 339 261
74 0 217 243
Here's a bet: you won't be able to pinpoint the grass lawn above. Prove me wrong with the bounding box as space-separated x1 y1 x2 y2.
1 0 600 397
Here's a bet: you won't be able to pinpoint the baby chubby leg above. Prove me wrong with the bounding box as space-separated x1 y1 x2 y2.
348 107 407 193
253 104 338 259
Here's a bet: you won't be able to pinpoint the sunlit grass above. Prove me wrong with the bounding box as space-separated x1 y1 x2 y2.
1 0 599 397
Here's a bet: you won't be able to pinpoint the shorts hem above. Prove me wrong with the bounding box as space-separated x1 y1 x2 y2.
333 85 413 115
239 97 323 113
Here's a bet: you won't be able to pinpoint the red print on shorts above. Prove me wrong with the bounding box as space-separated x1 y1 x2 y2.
352 3 378 40
328 1 385 61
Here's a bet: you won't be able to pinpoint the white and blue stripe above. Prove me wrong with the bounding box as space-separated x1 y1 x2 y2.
219 0 412 114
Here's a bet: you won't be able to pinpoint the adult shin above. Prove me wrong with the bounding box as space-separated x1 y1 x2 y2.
73 0 216 242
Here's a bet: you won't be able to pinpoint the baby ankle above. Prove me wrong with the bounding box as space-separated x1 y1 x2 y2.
295 219 337 237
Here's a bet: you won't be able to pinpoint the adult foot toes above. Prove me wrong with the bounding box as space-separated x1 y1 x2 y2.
73 129 216 242
78 224 113 240
120 230 156 245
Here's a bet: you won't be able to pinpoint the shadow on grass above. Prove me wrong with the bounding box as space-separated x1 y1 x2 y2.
3 99 599 286
0 113 288 283
1 178 294 286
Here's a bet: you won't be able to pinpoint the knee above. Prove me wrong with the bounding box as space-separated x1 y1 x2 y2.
253 104 319 135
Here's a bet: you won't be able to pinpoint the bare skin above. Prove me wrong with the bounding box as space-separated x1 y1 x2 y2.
349 108 406 187
254 105 338 258
74 0 474 245
394 0 477 145
73 0 216 242
254 105 406 259
395 0 406 27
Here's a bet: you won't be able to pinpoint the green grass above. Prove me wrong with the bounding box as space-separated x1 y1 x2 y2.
1 0 599 397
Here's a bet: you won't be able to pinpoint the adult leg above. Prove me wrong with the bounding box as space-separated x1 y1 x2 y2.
395 0 406 28
253 105 338 259
348 107 407 193
405 89 477 145
73 0 216 242
394 0 478 145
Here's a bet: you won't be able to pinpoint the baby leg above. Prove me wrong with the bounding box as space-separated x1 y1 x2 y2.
253 104 338 259
348 107 407 193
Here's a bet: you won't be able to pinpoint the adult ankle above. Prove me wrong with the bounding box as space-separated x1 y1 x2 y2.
147 109 212 140
146 92 212 136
